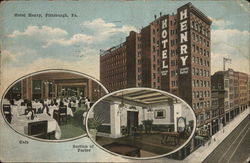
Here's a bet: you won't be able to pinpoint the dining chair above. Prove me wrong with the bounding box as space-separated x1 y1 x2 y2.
3 104 12 123
53 106 67 125
28 120 48 139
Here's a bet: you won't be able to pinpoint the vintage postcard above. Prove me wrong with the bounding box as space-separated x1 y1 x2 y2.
0 0 249 162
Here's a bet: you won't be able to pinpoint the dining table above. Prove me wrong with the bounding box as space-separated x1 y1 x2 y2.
11 114 61 139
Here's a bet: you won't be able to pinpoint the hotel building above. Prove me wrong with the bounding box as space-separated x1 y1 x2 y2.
100 3 212 129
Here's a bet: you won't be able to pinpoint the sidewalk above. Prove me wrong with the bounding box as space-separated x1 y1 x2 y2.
183 107 250 163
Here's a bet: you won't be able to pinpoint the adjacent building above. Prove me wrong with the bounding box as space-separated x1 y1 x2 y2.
211 69 248 134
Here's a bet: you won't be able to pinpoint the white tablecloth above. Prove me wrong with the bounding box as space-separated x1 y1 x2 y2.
32 102 43 110
11 105 27 117
11 114 61 139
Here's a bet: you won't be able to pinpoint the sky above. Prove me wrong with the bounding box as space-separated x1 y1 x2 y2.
0 0 249 93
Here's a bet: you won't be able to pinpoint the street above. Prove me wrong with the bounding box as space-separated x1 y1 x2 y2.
203 114 250 163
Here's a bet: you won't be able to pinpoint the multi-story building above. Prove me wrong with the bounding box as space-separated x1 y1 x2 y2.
211 71 229 134
100 2 212 129
100 3 212 159
211 69 248 134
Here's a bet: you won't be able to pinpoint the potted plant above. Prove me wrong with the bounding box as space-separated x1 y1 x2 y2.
121 125 128 136
88 115 103 140
142 119 153 134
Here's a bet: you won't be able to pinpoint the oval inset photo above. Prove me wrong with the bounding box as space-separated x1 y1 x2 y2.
86 88 196 159
1 70 108 141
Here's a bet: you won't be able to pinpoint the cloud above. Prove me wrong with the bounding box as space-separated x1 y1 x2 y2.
211 27 250 74
43 33 94 48
211 28 250 59
1 48 38 65
1 50 18 63
8 25 68 38
0 53 100 95
209 17 232 29
211 52 249 74
237 1 250 14
82 18 138 41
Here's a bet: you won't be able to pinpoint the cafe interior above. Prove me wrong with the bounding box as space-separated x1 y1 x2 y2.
2 71 106 140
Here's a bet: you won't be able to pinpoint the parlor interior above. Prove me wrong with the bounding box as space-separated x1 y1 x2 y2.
89 89 194 157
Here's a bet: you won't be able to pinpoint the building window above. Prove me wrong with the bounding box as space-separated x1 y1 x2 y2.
171 70 175 77
195 23 198 30
193 103 196 109
138 51 141 57
138 59 141 64
196 34 199 42
192 44 195 52
192 21 195 28
192 67 195 75
196 68 199 76
197 103 200 109
196 46 199 53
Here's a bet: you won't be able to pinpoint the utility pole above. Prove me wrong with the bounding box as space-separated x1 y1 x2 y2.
223 57 231 71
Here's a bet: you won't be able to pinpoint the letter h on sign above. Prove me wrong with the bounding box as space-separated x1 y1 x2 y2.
180 9 187 21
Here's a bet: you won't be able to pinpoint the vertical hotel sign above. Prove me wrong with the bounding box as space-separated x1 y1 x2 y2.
161 17 168 76
179 8 189 74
